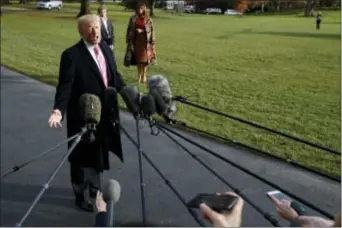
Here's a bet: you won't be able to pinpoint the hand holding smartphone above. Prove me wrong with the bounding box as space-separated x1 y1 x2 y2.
187 193 239 213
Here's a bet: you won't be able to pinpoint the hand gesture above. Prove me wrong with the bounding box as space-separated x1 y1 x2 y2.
269 195 298 221
96 190 107 212
136 28 143 33
109 45 114 51
48 109 62 128
200 192 244 227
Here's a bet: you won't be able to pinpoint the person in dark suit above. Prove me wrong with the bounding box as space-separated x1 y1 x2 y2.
48 14 126 212
98 5 114 50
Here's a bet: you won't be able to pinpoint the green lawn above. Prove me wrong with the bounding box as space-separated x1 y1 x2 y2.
1 4 341 176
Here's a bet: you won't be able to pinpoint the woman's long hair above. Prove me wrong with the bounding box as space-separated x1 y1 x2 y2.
135 2 148 19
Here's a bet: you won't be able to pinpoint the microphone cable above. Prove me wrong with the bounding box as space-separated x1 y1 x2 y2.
15 127 88 227
173 96 340 156
1 133 81 180
119 124 207 227
158 122 335 220
156 123 282 227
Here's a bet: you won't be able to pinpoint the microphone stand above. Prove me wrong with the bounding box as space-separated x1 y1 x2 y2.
135 114 147 226
15 127 87 227
1 133 81 180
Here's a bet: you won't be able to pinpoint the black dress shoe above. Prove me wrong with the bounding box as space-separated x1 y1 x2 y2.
75 199 94 212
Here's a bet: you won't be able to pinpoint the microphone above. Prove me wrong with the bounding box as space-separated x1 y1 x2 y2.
120 85 141 118
102 179 121 227
147 75 177 121
140 94 159 136
79 93 102 143
105 87 118 124
140 94 156 118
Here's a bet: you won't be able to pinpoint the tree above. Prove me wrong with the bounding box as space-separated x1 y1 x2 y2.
235 0 248 12
77 0 91 17
147 0 156 17
304 0 315 16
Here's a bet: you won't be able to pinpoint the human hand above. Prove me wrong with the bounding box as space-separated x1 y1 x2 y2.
48 109 62 128
200 192 244 227
269 195 298 221
96 190 107 212
296 216 334 227
136 28 143 33
110 45 114 50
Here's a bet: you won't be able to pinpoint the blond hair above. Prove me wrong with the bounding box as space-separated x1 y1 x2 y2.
77 14 100 35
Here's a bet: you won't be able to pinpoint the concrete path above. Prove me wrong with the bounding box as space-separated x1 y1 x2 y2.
0 66 340 227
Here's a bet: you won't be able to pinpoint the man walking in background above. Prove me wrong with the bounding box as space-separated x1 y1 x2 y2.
98 5 115 50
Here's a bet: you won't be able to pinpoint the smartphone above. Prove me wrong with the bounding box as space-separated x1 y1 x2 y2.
266 190 292 202
187 193 238 212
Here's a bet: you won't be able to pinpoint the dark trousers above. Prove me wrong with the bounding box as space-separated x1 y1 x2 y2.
316 21 321 30
70 163 102 201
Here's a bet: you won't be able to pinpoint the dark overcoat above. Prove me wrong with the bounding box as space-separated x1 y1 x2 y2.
53 39 126 171
100 18 114 47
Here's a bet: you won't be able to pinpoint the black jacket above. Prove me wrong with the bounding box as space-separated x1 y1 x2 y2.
100 18 114 46
53 40 126 170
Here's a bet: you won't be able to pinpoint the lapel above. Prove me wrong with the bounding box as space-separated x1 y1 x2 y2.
76 40 106 88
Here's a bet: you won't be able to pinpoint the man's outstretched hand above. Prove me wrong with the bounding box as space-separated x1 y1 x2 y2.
48 109 62 128
200 192 244 227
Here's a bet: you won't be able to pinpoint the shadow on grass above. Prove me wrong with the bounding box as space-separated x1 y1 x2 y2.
216 28 253 39
218 30 341 40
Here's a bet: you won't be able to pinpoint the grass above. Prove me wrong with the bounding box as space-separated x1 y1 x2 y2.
1 3 341 176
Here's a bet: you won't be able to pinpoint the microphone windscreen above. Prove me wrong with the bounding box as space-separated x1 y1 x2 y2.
141 94 156 116
79 93 101 124
103 179 121 203
149 89 167 115
120 86 140 116
105 87 118 122
147 75 173 103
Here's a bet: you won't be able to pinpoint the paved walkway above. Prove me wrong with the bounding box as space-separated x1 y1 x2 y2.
0 66 340 227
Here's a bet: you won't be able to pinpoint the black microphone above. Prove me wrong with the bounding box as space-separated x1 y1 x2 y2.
140 94 159 136
148 89 167 115
105 87 118 125
79 93 102 143
102 179 121 227
120 86 141 118
140 94 156 118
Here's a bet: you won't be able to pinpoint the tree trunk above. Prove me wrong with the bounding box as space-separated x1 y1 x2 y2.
149 0 155 17
304 0 315 16
2 0 11 4
77 0 91 18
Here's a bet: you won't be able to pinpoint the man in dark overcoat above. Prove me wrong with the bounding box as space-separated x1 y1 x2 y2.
48 14 126 212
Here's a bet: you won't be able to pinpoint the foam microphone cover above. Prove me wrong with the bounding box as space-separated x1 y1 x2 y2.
105 87 118 122
120 86 140 116
79 93 102 124
141 94 156 117
149 89 167 115
147 75 173 104
102 179 121 203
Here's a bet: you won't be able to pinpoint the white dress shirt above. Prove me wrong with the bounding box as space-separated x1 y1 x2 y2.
83 39 107 71
101 17 109 34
